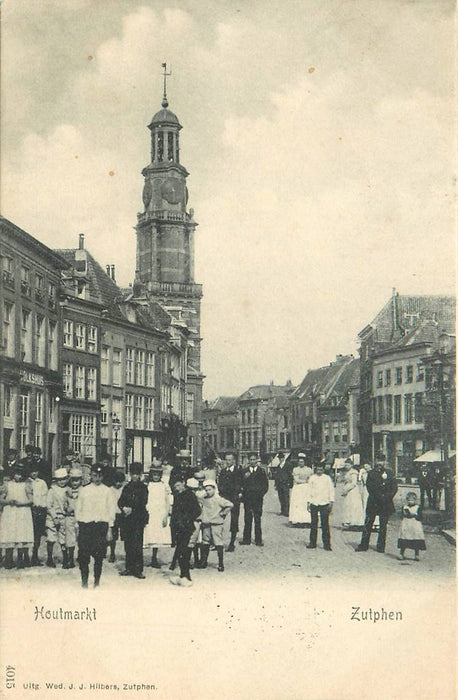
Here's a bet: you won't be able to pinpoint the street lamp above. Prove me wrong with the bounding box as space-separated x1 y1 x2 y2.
112 415 121 468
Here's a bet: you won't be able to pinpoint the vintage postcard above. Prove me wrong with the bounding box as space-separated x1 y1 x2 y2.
0 1 456 699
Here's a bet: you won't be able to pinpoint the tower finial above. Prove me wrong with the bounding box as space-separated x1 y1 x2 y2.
161 62 171 108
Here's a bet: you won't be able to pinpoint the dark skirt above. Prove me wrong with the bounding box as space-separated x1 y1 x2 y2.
397 538 426 551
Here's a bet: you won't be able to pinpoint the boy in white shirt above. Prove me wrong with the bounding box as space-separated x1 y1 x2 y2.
307 463 334 551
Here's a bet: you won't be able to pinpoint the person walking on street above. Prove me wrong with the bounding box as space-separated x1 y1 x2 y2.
75 463 115 588
45 467 69 568
240 455 269 546
169 479 201 586
118 463 149 579
274 452 293 517
217 452 244 552
307 463 334 551
355 459 398 554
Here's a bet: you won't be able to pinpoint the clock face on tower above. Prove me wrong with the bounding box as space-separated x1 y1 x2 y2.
160 177 184 205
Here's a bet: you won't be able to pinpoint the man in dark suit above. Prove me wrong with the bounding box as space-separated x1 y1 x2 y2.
240 455 269 546
218 452 244 552
274 452 293 516
355 459 398 553
118 462 149 579
418 465 433 509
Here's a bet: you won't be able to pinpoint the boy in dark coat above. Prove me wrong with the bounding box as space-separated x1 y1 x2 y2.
118 463 149 579
169 479 201 586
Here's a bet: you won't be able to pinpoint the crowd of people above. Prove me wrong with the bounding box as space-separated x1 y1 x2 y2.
0 446 429 588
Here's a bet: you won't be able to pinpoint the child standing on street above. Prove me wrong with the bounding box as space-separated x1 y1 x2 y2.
0 463 33 569
46 467 69 567
28 465 48 566
198 479 233 572
398 492 426 561
144 465 171 569
64 467 83 568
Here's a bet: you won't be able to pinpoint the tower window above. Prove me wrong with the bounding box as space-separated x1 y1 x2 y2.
157 132 164 162
168 133 174 161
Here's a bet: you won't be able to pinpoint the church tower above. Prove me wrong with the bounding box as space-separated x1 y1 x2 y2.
135 66 203 461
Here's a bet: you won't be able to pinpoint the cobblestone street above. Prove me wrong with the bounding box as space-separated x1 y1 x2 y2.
1 480 454 590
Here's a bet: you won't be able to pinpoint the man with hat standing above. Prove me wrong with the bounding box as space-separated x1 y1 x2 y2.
75 463 115 587
169 478 201 586
217 453 244 552
118 463 149 579
169 450 194 490
240 454 269 546
274 452 294 517
355 458 398 554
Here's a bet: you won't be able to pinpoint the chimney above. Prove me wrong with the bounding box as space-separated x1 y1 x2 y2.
106 265 111 276
111 265 116 281
79 233 85 250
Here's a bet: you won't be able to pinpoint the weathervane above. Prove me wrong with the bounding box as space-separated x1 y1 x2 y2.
161 62 171 108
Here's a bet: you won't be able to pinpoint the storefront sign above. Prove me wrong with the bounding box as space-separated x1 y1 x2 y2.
20 370 44 386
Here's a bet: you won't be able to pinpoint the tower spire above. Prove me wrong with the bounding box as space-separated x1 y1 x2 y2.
161 62 171 108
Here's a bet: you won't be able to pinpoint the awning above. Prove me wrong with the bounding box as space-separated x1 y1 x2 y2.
414 450 456 463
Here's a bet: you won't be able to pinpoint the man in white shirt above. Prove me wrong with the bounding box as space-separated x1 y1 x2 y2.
75 463 115 588
307 463 334 551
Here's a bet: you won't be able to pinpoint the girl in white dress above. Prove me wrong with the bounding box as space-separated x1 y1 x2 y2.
0 463 33 569
341 463 365 529
144 465 171 568
289 455 312 526
398 492 426 561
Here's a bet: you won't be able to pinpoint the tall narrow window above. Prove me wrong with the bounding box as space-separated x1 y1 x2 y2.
63 363 73 397
87 367 97 400
75 366 86 399
48 321 57 369
88 325 98 353
186 393 195 422
35 391 43 449
145 397 154 430
75 323 86 350
3 385 12 418
101 346 109 384
404 394 413 423
126 348 134 384
135 395 144 429
3 301 14 357
36 315 46 366
21 309 32 361
146 352 155 387
112 349 122 386
135 350 145 386
19 392 29 453
63 319 74 347
125 394 133 429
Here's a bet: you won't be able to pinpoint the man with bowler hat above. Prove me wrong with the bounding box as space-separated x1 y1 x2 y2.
118 463 149 578
355 458 398 553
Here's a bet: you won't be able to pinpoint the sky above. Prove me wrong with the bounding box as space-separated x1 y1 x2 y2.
1 0 455 399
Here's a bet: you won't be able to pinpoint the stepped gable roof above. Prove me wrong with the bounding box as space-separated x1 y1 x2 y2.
238 384 291 402
360 294 455 343
292 362 347 401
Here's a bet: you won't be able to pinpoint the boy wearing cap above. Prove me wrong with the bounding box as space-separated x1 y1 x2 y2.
46 467 69 567
118 463 149 579
75 463 115 587
64 468 83 569
28 465 48 566
199 480 233 572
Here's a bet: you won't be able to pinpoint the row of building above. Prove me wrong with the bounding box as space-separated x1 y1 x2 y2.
1 87 204 473
203 291 455 478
